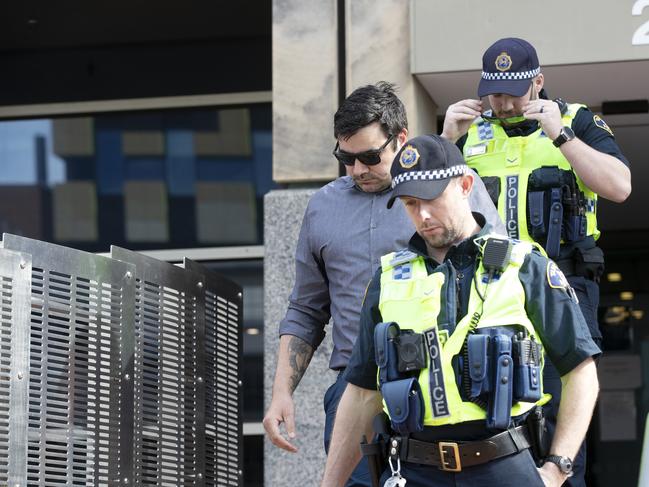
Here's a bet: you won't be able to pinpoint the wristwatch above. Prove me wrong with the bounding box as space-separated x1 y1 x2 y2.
552 126 576 147
544 455 574 477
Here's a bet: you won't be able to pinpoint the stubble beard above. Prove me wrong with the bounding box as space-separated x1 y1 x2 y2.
421 225 461 252
353 175 390 193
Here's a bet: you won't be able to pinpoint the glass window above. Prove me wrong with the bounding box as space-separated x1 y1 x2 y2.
206 259 264 423
0 103 274 252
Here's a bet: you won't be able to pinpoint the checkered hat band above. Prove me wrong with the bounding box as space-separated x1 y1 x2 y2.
392 165 469 188
481 67 540 81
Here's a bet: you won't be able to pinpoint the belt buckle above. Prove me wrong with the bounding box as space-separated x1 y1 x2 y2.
438 441 461 472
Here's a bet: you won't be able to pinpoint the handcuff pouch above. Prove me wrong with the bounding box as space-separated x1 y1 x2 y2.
381 377 424 435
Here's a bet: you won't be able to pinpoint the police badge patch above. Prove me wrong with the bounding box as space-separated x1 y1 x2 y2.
495 52 512 72
399 145 420 168
547 261 569 289
593 115 614 136
547 261 579 303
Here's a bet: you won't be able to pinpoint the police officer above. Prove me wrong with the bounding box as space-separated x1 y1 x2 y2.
320 135 600 487
441 37 631 486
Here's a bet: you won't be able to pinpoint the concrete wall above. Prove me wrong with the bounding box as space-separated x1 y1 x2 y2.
263 189 336 486
347 0 437 139
272 0 339 183
411 0 649 74
272 0 437 185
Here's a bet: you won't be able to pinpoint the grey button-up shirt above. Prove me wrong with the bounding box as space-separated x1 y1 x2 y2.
279 172 505 370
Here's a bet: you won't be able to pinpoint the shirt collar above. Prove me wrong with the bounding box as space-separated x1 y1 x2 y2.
503 120 540 137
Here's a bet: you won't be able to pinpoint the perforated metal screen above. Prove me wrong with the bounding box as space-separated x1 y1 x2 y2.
0 235 242 487
185 259 242 486
0 248 31 485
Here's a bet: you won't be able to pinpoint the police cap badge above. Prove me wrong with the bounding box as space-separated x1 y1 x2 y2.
495 52 513 72
399 145 420 169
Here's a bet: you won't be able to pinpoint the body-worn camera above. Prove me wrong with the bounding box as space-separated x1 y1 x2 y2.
395 331 427 373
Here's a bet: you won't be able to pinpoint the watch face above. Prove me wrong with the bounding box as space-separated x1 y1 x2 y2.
547 455 574 474
559 457 573 473
563 126 575 139
553 126 575 147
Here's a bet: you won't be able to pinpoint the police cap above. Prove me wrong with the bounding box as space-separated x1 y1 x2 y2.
387 134 468 209
478 37 541 98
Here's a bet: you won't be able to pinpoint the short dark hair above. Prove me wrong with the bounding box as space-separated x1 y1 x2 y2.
333 81 408 144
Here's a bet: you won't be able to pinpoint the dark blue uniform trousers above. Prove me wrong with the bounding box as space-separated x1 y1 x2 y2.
543 275 601 487
379 449 545 486
324 371 372 487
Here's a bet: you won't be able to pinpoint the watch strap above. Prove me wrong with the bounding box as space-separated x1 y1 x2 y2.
552 126 575 148
545 454 574 475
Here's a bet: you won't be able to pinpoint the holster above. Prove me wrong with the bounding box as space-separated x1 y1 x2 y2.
527 167 588 257
574 246 605 280
360 435 386 487
525 406 549 464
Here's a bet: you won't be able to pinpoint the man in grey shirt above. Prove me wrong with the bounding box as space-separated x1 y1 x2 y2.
263 82 504 486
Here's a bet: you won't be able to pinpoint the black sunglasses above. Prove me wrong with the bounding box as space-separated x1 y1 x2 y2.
332 134 395 166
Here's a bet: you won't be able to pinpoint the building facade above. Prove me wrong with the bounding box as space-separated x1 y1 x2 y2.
266 1 649 486
1 1 649 486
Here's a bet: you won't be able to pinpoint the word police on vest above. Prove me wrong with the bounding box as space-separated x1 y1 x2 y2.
424 327 450 418
506 175 519 239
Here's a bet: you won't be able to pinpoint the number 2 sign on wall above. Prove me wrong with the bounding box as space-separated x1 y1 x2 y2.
633 0 649 45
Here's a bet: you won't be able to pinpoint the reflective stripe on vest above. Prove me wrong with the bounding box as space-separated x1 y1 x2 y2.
377 239 550 427
463 103 599 243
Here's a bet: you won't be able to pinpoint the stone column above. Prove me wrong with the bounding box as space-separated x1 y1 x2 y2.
272 0 339 183
266 1 339 484
346 0 437 137
263 189 336 487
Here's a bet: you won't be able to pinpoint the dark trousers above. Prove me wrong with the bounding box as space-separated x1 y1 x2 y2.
324 371 372 487
379 449 545 487
542 275 601 487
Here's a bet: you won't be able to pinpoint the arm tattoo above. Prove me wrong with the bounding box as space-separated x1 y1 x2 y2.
288 336 315 394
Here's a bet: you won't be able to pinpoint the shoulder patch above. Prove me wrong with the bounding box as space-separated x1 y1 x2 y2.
547 261 569 289
593 115 614 136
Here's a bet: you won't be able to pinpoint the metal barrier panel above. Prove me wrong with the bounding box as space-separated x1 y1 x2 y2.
0 235 242 486
184 258 243 487
111 246 205 487
2 234 136 487
0 249 32 485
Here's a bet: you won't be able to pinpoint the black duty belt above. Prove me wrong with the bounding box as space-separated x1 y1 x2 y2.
396 425 531 472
